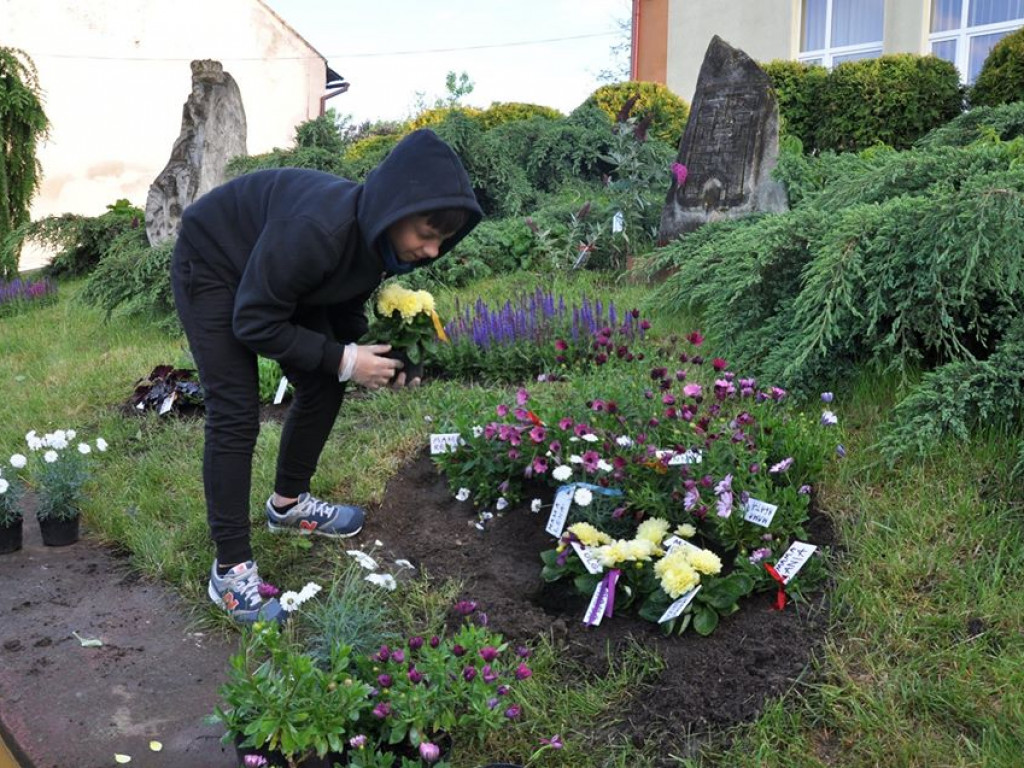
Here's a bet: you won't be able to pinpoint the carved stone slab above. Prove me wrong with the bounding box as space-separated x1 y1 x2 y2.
145 60 247 246
658 36 788 242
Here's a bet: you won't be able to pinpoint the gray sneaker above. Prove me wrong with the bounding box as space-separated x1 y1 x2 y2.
207 560 286 624
265 492 365 538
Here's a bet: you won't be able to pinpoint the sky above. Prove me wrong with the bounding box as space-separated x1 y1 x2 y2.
262 0 632 124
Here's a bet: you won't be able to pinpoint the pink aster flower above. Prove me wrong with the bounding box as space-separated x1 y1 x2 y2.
529 425 546 443
257 582 280 599
516 388 529 405
769 457 794 474
496 404 509 417
671 162 688 185
419 742 441 763
683 383 702 398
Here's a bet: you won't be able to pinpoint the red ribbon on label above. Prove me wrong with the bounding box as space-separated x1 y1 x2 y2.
526 410 544 427
764 563 787 611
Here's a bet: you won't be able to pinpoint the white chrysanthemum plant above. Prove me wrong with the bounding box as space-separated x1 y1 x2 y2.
17 429 110 522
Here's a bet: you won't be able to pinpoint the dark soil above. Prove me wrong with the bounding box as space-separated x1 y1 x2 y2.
364 454 834 762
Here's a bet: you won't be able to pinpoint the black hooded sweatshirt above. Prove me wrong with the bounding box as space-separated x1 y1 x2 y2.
176 129 482 378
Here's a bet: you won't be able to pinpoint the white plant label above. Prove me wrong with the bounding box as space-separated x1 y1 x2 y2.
272 376 289 405
571 541 604 575
774 541 817 584
655 449 703 465
582 578 610 626
662 535 701 555
158 393 175 415
429 433 461 455
612 210 625 233
743 497 779 528
545 485 575 538
658 585 702 624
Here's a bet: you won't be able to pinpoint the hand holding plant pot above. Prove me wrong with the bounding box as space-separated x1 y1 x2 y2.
362 283 448 384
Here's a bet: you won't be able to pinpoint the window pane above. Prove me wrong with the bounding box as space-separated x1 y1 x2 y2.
802 0 827 50
969 29 1011 79
931 0 963 31
931 38 959 62
832 0 885 46
833 48 883 65
969 0 1024 26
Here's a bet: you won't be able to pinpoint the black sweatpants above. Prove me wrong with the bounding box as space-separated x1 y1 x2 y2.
171 241 347 566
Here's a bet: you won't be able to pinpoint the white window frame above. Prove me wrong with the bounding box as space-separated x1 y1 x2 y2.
929 2 1024 83
798 0 884 68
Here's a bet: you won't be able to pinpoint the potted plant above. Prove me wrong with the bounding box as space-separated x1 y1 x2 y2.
212 615 376 768
0 467 25 554
348 600 531 767
20 429 108 547
362 283 449 382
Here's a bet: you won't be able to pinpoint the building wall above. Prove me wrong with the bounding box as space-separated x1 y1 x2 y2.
667 0 798 102
883 0 930 54
2 0 325 269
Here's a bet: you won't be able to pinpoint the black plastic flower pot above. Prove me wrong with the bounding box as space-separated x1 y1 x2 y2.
385 348 424 383
233 736 337 768
38 516 79 547
0 520 23 554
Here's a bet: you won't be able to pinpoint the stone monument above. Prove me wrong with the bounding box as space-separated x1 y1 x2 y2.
658 36 788 243
145 60 247 246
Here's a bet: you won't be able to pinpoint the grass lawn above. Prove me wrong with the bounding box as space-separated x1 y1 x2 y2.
1 275 1021 767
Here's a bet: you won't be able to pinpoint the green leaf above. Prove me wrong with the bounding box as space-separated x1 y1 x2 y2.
693 606 719 635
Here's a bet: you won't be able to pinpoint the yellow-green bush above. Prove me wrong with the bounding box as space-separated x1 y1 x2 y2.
971 26 1024 107
476 102 563 130
581 80 689 145
408 105 483 131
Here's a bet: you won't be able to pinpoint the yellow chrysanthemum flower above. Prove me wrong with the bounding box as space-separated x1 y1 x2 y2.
596 540 629 568
636 517 670 545
654 549 701 598
377 284 434 322
623 538 659 562
675 523 697 538
687 549 722 576
567 522 612 548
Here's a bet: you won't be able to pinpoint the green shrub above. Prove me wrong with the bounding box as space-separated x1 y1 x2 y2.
80 235 177 330
407 105 482 131
476 101 563 130
917 101 1024 148
642 137 1024 395
229 113 353 178
971 26 1024 107
342 133 403 180
814 54 963 152
581 80 690 145
761 59 829 147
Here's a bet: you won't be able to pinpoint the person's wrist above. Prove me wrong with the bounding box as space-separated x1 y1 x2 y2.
339 343 359 382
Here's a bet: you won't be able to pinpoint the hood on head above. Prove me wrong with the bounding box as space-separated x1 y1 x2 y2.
358 129 483 258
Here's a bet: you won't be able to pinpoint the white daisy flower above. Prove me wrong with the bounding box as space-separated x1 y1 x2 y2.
298 582 322 602
66 429 77 439
568 454 583 464
279 591 301 611
394 559 416 570
10 454 26 469
615 435 633 447
597 459 613 472
551 465 572 482
77 443 92 455
95 438 109 452
573 487 594 507
0 479 9 494
347 550 379 570
530 499 542 513
496 497 508 511
365 573 397 591
43 450 58 464
472 425 484 438
581 434 599 443
455 488 470 502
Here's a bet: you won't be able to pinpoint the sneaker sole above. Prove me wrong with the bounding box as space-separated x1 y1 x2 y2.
266 520 363 539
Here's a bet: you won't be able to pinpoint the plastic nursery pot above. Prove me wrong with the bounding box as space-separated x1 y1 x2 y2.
0 520 23 554
38 516 79 547
233 739 337 768
385 348 424 383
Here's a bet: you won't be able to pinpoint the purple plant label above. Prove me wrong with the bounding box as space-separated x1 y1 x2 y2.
571 541 604 575
272 376 289 405
655 449 702 466
743 498 778 528
545 485 575 538
658 585 702 624
429 433 461 455
662 535 701 555
582 577 610 626
774 541 817 584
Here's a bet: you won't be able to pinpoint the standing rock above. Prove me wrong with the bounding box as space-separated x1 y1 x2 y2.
145 60 247 246
658 36 788 243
